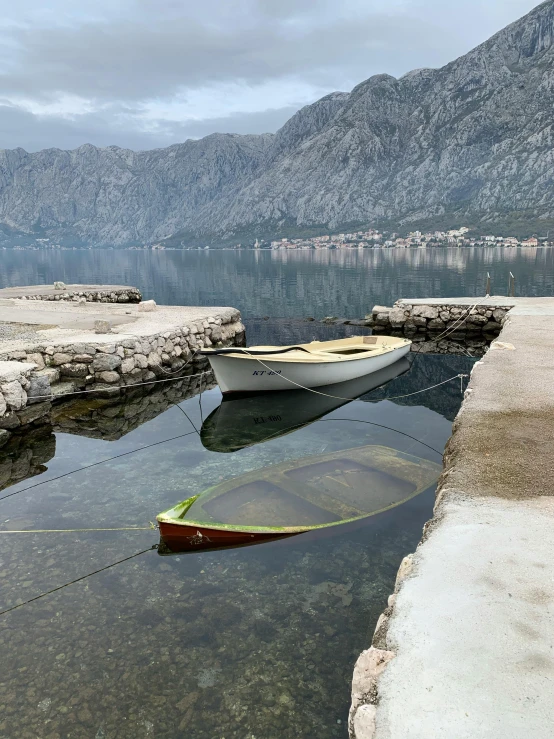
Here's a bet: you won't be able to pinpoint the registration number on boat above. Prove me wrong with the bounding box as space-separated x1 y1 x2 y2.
252 370 282 376
253 415 282 425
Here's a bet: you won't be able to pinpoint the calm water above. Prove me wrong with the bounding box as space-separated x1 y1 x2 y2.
1 247 553 317
0 247 522 737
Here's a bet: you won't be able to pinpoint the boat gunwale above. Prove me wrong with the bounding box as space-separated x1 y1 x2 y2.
203 337 412 364
158 485 429 535
156 444 440 535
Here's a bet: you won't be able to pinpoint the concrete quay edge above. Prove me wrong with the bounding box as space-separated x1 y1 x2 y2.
0 297 245 435
350 297 554 739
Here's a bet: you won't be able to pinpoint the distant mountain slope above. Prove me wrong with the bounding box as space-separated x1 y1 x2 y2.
1 1 554 245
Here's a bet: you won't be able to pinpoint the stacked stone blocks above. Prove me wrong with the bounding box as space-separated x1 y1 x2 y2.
0 311 244 438
367 301 510 336
13 287 142 303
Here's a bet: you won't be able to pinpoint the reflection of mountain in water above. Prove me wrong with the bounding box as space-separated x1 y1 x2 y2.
363 353 477 422
3 249 554 320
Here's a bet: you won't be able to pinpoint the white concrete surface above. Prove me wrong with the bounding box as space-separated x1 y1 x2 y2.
354 297 554 739
399 296 554 309
377 496 554 739
0 299 241 352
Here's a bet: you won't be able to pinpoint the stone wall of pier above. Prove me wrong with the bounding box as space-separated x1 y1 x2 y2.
0 310 245 435
0 362 52 446
13 286 142 303
367 301 511 337
0 371 216 492
52 371 215 441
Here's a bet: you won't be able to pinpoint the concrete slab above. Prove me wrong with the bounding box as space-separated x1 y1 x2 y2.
351 297 554 739
398 296 520 306
377 496 554 739
0 300 139 332
0 299 240 352
398 296 554 309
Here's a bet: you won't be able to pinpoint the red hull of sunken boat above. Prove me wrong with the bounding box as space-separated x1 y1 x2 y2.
158 520 295 552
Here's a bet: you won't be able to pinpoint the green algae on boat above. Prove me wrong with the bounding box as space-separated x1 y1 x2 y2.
157 445 441 551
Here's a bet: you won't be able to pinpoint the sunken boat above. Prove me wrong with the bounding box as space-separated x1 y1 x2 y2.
157 444 441 552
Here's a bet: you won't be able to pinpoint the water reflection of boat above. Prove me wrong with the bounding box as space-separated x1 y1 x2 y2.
200 357 411 453
157 444 440 553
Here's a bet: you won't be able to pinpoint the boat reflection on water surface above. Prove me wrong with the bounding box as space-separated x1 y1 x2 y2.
200 357 411 453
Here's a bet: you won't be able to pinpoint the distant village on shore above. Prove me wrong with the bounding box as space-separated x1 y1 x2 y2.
263 227 548 250
2 226 552 250
170 226 551 250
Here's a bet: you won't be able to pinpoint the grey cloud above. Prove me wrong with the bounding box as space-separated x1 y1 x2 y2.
0 0 543 151
0 102 297 152
0 0 530 103
0 17 428 102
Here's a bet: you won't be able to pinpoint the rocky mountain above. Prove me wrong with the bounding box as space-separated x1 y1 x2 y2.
1 1 554 246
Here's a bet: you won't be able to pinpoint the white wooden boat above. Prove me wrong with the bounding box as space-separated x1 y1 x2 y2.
200 358 411 452
201 335 411 394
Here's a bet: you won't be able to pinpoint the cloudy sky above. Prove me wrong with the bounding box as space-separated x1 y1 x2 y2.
0 0 542 152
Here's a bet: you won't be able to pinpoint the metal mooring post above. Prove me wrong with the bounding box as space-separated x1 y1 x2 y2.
486 273 491 296
509 272 515 297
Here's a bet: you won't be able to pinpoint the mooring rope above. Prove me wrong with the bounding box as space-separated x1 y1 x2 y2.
412 297 492 349
368 373 468 401
0 524 156 534
238 348 469 403
23 369 212 402
0 429 197 503
318 418 444 457
0 546 156 618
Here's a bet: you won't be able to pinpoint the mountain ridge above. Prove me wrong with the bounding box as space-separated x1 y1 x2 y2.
1 0 554 246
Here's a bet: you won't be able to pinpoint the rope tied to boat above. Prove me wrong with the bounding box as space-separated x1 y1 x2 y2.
238 348 470 402
409 296 493 357
0 545 157 618
0 523 157 534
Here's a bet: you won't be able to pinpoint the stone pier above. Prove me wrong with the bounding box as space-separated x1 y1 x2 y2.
350 296 554 739
367 297 517 337
0 283 142 303
0 285 245 439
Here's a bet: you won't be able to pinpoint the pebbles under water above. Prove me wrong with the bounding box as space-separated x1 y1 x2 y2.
0 324 472 738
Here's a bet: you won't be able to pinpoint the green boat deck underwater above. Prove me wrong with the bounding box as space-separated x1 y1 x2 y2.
157 445 441 552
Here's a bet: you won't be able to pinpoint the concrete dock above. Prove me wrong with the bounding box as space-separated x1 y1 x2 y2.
350 297 554 739
0 285 245 438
